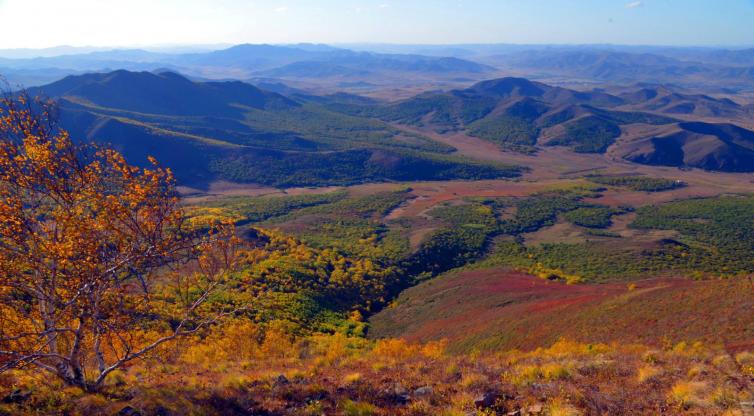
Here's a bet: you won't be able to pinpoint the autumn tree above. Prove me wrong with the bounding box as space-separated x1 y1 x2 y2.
0 91 240 392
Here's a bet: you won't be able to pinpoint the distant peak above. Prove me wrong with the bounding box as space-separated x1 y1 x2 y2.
469 77 545 97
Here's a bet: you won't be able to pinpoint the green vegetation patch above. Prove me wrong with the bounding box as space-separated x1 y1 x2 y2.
268 190 412 262
587 175 686 192
209 148 522 187
497 189 599 234
190 191 347 225
477 194 754 280
630 195 754 274
467 115 539 153
406 202 499 277
563 206 628 228
548 116 622 153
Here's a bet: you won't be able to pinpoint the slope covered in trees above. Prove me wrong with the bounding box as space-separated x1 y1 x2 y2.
30 70 522 186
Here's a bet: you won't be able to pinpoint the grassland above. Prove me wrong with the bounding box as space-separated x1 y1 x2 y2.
370 269 754 352
3 333 751 415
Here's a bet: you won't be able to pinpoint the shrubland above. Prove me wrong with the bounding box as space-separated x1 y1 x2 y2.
586 175 686 192
2 332 751 415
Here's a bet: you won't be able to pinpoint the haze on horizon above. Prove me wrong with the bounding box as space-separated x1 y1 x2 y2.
0 0 753 50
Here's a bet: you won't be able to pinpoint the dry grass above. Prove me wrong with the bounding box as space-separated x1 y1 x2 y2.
0 331 751 415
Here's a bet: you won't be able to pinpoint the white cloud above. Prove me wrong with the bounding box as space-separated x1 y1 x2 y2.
378 3 389 8
625 1 643 9
274 6 289 13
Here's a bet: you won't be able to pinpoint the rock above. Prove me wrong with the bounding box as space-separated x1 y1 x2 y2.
154 406 171 416
307 390 328 402
2 389 31 404
274 374 289 386
413 386 433 396
116 406 142 416
525 403 544 415
741 402 754 416
393 393 410 405
474 391 501 409
381 383 409 405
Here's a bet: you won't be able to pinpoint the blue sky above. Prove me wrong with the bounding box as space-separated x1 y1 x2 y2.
0 0 752 48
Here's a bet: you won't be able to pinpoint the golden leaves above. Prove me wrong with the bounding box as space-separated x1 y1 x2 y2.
0 92 239 388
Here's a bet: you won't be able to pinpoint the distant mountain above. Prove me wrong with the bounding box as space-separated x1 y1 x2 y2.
24 70 754 177
493 49 754 88
618 87 743 118
173 44 318 69
7 44 754 89
259 53 492 78
471 77 624 106
31 70 297 116
321 75 754 171
32 70 520 186
0 46 110 59
332 77 669 153
0 67 84 88
0 44 496 87
673 48 754 67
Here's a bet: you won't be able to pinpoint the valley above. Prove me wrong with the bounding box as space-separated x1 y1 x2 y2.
2 38 754 415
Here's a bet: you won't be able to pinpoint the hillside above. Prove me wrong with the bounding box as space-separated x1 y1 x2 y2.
32 70 298 116
370 268 754 352
332 77 672 153
617 86 745 118
616 122 754 171
30 70 521 186
320 76 754 171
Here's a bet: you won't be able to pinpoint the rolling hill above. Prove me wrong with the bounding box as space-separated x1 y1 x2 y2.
30 70 521 186
31 69 298 115
617 86 745 118
332 77 676 153
24 71 754 183
616 121 754 172
321 76 754 171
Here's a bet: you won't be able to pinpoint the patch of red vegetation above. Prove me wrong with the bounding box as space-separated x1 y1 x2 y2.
370 268 754 353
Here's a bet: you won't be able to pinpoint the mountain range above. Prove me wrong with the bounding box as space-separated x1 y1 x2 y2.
486 48 754 89
1 44 495 88
28 70 519 187
8 43 754 92
322 76 754 171
16 69 754 187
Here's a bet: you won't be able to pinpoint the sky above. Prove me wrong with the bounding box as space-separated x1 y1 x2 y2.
0 0 753 49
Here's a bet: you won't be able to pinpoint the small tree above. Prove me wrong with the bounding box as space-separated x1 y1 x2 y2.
0 92 240 392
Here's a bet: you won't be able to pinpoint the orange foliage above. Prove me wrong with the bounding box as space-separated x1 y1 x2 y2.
0 92 240 392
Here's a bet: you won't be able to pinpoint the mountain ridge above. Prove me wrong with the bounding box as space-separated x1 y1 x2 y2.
30 70 522 186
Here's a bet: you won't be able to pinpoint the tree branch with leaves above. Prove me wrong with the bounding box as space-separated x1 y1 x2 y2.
0 91 242 392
